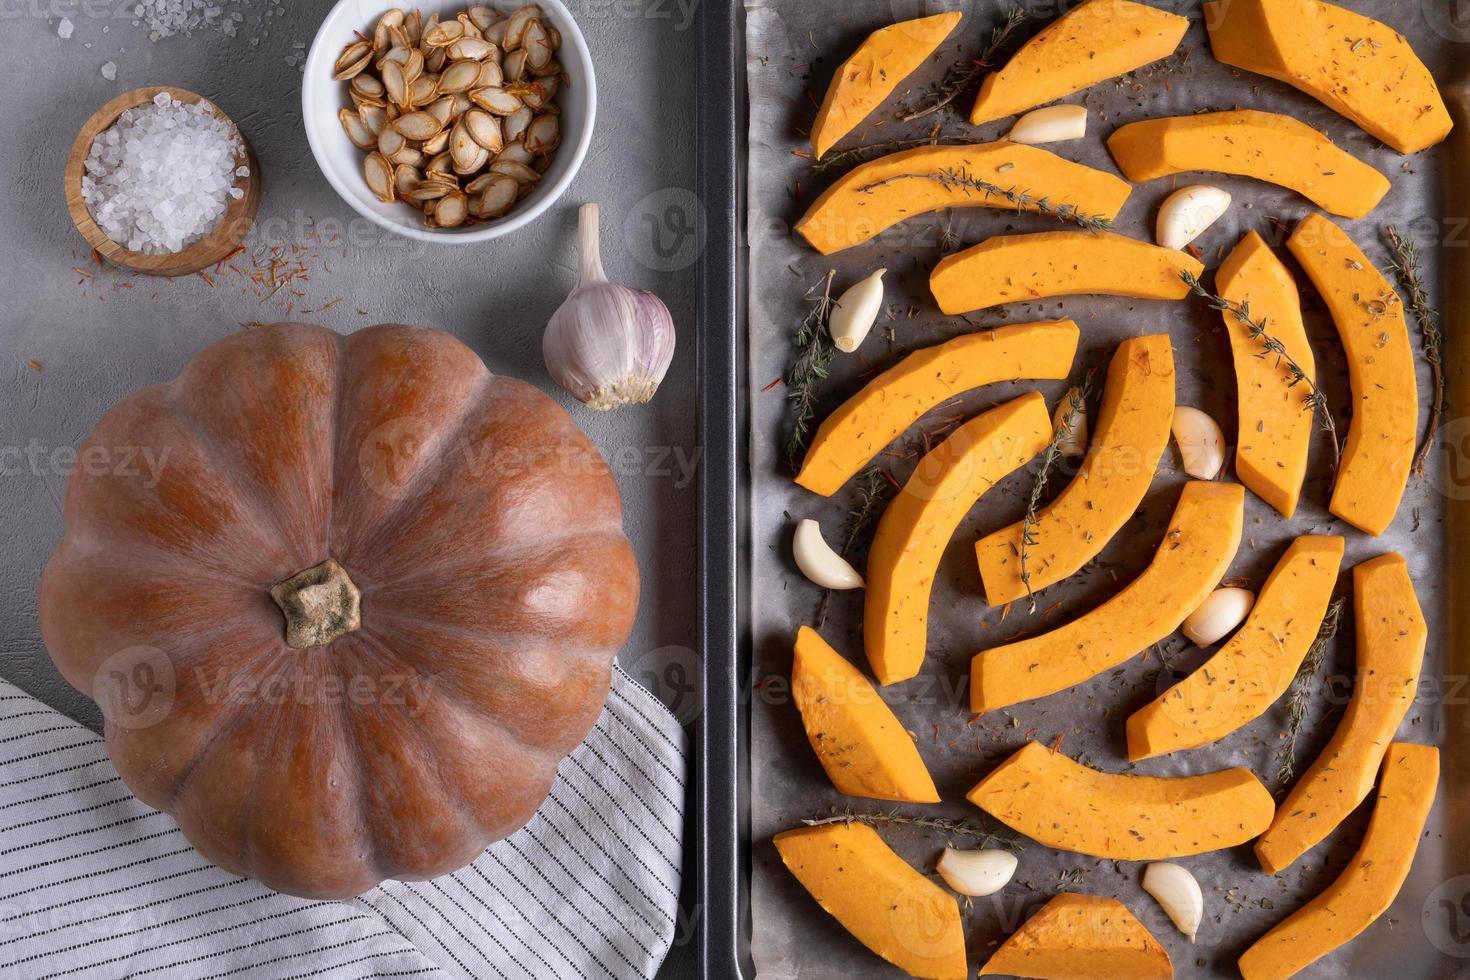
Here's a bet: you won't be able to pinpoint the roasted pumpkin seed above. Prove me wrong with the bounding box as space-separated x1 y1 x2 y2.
423 20 465 46
378 127 406 158
524 113 560 155
474 174 519 218
394 110 443 141
491 159 541 184
395 164 422 196
503 105 533 142
435 191 470 228
351 72 386 100
503 47 528 83
470 86 523 114
364 152 395 202
439 59 483 94
495 140 534 166
340 109 376 149
463 109 504 153
382 61 409 107
408 74 438 105
468 5 500 31
450 37 497 61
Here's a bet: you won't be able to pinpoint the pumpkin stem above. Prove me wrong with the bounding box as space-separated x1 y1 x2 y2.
270 559 362 649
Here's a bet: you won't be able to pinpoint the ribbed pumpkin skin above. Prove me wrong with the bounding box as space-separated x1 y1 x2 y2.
38 323 639 899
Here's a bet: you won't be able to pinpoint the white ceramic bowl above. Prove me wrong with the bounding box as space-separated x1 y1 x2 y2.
303 0 595 244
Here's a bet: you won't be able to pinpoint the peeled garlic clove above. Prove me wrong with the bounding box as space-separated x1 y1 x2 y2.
1142 862 1204 942
1171 406 1226 480
1007 104 1088 145
1053 386 1089 457
543 204 676 410
792 519 864 590
828 269 885 354
1182 587 1255 647
936 848 1018 897
1156 185 1231 251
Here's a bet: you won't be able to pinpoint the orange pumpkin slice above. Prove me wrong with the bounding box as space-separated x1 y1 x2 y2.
967 741 1275 861
774 822 968 980
1215 232 1316 518
792 626 939 803
866 393 1053 685
1240 743 1440 980
979 893 1173 979
1204 0 1451 154
1287 214 1417 536
971 481 1244 714
795 142 1131 255
1254 552 1427 874
811 12 962 160
976 334 1175 605
930 231 1203 315
796 319 1080 497
1107 110 1390 219
969 0 1189 127
1127 535 1345 761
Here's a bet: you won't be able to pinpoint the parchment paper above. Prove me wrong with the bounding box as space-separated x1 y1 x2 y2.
744 2 1460 977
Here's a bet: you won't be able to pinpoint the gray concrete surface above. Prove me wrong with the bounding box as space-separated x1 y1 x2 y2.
0 2 700 975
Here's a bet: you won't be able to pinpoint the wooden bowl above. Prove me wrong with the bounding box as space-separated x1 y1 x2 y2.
65 86 261 277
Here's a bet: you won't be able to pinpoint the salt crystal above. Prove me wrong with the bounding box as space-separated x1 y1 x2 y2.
127 0 251 40
101 61 117 81
80 94 245 255
58 18 73 39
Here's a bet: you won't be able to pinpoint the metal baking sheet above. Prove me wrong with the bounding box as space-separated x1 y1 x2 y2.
706 1 1470 977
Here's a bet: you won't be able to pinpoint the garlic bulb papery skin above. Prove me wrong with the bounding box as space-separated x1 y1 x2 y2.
1172 406 1226 480
1007 104 1088 145
1156 185 1231 251
1053 386 1089 457
936 847 1018 897
1182 587 1255 647
543 203 676 410
793 519 864 590
829 269 886 353
1142 862 1204 942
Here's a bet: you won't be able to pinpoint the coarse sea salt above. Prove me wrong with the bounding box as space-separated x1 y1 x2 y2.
81 94 245 255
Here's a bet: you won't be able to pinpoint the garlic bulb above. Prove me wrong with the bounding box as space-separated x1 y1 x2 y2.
1183 587 1255 647
936 847 1018 897
829 269 886 353
1007 104 1088 145
543 203 676 410
1053 386 1089 457
1142 862 1204 942
1172 406 1226 480
793 519 864 590
1156 185 1231 251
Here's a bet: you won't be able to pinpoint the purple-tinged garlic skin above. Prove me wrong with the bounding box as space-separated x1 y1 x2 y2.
543 203 676 410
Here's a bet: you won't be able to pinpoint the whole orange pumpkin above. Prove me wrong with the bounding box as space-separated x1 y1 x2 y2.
38 323 639 899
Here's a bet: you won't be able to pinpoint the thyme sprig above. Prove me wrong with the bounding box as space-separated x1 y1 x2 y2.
802 807 1025 851
1276 597 1347 787
1383 225 1443 476
783 270 838 472
898 8 1027 123
815 466 893 628
808 134 951 177
1182 271 1341 467
1019 373 1096 612
858 167 1113 233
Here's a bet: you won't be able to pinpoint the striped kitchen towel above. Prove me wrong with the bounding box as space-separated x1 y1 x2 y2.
0 668 687 980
